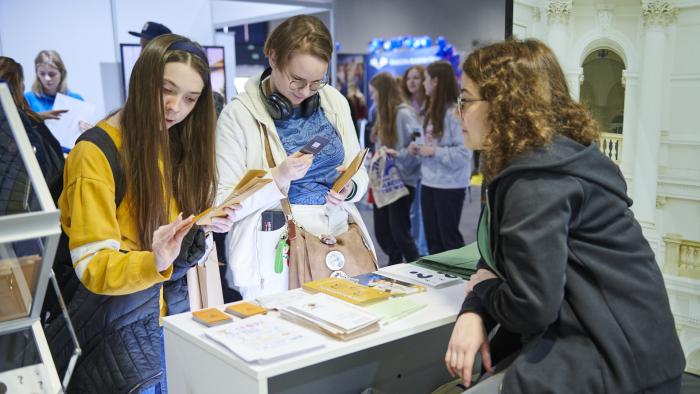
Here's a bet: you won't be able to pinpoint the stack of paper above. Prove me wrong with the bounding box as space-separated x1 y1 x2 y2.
414 242 480 279
302 277 391 305
256 289 311 310
279 293 381 341
365 297 427 325
44 93 98 149
205 315 325 363
379 264 464 288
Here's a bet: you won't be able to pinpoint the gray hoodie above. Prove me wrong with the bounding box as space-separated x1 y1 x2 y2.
375 104 422 187
462 135 685 393
419 105 472 189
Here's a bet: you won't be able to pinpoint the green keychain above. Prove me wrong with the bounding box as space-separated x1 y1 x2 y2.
274 233 289 274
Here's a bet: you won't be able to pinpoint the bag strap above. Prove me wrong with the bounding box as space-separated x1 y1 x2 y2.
75 126 125 207
260 123 297 240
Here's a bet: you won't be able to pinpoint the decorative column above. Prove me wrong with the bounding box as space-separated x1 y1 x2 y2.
619 71 639 182
632 1 678 245
565 68 583 101
545 1 572 66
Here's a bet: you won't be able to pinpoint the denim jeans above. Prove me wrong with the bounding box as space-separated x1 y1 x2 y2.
140 329 167 394
410 180 429 256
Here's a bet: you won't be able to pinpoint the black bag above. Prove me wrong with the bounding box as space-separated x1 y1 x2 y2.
42 126 125 323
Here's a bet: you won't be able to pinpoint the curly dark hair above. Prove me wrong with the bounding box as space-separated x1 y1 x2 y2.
462 39 601 181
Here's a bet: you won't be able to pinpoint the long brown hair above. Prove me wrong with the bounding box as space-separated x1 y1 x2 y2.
424 61 459 140
0 56 42 123
264 15 333 71
370 72 404 148
400 65 428 107
463 39 601 181
32 50 69 97
121 34 217 249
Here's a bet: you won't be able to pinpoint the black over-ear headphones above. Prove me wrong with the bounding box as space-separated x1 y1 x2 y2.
259 67 320 121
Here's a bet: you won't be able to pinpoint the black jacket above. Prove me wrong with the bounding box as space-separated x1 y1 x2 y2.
461 135 685 393
46 228 206 393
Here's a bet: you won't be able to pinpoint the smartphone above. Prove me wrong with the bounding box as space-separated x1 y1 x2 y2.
300 135 330 155
260 210 286 231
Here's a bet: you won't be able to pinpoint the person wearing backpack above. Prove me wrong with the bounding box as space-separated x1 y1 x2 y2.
44 34 238 394
0 56 64 196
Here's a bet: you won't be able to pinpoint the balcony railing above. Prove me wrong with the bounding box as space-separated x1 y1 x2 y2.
663 234 700 280
599 132 623 165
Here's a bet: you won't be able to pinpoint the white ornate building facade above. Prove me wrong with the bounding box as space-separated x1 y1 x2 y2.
513 0 700 374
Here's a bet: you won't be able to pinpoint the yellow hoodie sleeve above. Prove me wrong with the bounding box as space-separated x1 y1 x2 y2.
59 139 173 296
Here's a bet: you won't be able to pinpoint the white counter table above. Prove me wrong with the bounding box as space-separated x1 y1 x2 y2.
163 282 466 394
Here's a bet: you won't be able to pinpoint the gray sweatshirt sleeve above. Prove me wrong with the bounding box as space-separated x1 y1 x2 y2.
434 108 472 173
393 107 422 187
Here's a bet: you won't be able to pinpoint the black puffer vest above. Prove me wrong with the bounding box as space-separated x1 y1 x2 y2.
45 239 200 393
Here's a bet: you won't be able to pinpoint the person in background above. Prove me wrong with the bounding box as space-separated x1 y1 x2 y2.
44 34 238 393
400 65 429 256
213 91 226 117
0 57 65 375
216 15 375 299
446 39 685 394
24 50 83 121
368 72 421 265
129 21 173 49
410 61 472 254
345 81 367 139
401 65 428 116
0 56 63 185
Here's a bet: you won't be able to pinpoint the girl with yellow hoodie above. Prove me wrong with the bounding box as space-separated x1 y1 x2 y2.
46 34 237 393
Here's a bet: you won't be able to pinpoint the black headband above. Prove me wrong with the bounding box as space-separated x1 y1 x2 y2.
168 41 208 64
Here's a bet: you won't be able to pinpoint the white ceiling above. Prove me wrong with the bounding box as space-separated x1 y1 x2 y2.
211 0 330 28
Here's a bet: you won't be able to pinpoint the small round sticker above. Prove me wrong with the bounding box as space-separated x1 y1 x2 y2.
330 270 348 279
325 250 345 271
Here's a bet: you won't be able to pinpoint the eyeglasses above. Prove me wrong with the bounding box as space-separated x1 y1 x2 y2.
286 71 328 92
456 95 485 118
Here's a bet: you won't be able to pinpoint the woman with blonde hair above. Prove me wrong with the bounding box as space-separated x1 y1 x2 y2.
410 61 472 254
446 39 684 394
369 72 421 265
24 49 83 120
216 15 375 298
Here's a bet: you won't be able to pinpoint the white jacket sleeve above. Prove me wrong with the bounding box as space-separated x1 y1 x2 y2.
215 100 284 222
